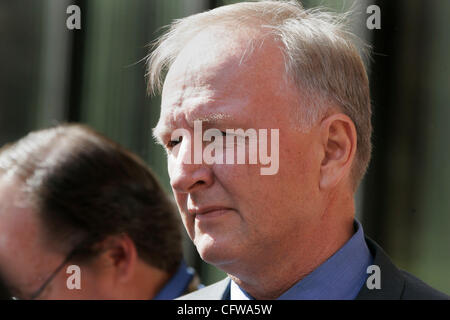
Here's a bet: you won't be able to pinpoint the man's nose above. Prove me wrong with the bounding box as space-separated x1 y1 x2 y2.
169 137 214 194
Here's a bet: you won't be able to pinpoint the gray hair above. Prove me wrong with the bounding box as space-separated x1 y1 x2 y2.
146 0 372 189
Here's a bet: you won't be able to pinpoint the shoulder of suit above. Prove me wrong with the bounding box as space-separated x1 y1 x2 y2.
177 277 230 300
400 270 449 300
360 236 449 300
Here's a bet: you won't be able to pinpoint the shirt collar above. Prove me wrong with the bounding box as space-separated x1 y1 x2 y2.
230 219 372 300
153 260 195 300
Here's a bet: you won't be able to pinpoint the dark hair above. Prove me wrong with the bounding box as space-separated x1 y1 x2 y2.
0 124 182 273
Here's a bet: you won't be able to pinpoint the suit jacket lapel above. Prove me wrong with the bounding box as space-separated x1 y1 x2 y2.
356 237 405 299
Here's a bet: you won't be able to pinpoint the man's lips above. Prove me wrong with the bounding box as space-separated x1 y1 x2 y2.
187 206 234 219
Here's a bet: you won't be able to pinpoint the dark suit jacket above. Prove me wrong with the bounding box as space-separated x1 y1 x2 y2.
179 237 449 300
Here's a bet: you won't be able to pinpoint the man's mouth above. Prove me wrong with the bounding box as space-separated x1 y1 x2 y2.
188 206 234 220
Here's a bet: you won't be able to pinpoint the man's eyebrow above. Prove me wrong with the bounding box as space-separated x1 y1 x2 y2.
192 113 234 124
152 113 235 146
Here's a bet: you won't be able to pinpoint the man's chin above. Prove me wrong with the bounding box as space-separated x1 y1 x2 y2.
194 236 238 266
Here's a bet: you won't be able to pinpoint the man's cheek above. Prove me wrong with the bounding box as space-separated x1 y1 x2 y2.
174 194 194 227
181 214 196 241
213 162 255 183
167 159 176 183
174 194 187 215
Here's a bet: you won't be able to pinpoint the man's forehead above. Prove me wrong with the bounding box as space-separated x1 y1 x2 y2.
162 40 249 101
170 25 259 73
0 178 49 247
155 26 294 138
158 31 256 128
162 25 281 93
0 179 36 234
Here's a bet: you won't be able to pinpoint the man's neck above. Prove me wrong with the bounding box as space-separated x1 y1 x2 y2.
227 215 355 299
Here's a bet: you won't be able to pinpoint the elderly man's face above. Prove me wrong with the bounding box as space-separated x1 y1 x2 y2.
157 28 325 271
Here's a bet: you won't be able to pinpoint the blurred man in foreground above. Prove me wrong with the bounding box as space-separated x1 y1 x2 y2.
147 0 448 299
0 124 199 299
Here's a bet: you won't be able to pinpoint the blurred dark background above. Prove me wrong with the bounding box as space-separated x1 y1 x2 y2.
0 0 449 293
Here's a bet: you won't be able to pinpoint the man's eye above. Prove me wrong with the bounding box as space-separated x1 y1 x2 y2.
166 136 182 149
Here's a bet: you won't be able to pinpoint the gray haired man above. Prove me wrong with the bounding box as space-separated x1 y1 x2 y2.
148 1 448 300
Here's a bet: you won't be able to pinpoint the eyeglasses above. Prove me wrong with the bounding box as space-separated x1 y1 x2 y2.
11 238 93 300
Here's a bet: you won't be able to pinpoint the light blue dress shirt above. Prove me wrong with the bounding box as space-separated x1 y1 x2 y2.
231 219 373 300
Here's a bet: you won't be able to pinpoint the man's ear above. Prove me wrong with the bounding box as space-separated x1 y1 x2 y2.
319 113 357 190
95 234 138 284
